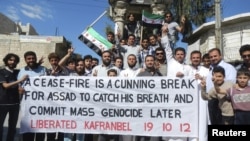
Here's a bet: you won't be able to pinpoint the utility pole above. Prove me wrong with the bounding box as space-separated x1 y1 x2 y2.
215 0 223 55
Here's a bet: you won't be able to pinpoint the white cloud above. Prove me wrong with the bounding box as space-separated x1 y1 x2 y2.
6 6 19 21
19 3 53 20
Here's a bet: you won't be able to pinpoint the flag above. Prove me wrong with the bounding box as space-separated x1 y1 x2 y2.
79 27 112 56
142 10 164 25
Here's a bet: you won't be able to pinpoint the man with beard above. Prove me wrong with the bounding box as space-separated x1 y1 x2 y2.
92 51 119 77
0 53 28 141
154 47 167 76
189 50 209 141
17 51 47 141
92 51 120 141
206 48 236 125
137 55 162 77
120 54 141 78
83 55 93 76
136 55 162 141
161 24 192 78
120 34 140 69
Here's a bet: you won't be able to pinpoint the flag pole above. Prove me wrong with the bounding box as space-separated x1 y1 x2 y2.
88 10 107 28
140 10 144 44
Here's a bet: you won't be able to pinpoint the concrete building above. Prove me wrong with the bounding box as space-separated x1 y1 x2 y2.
0 12 69 69
186 13 250 64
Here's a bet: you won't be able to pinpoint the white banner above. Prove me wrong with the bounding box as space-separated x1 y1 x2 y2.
20 76 198 137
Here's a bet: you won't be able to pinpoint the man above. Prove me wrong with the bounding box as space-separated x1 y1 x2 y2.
46 52 69 141
161 26 191 78
162 11 185 50
161 22 194 141
138 38 151 68
17 51 47 141
120 54 141 78
148 34 161 56
83 55 93 76
0 53 28 141
91 57 99 69
120 34 140 69
114 56 123 71
189 50 209 141
202 53 211 69
137 55 162 77
236 44 250 70
154 47 167 76
92 51 120 77
206 48 236 125
107 31 122 64
58 47 76 73
136 55 161 141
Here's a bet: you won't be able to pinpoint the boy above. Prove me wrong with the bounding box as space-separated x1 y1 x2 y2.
200 66 234 125
107 69 118 77
216 68 250 124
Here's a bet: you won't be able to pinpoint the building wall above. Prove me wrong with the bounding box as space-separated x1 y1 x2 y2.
187 20 250 63
0 34 68 69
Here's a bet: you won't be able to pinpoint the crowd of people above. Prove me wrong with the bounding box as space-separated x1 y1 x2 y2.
1 11 250 141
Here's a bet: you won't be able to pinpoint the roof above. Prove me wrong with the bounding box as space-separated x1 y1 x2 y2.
187 12 250 44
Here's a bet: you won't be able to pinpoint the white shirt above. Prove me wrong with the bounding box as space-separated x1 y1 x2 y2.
119 67 141 78
206 60 236 92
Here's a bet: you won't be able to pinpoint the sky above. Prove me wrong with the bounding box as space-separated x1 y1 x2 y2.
0 0 250 60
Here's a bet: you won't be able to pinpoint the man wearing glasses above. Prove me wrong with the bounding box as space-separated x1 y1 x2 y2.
155 47 167 76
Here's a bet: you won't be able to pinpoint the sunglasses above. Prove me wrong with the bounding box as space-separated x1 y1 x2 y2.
242 54 250 59
156 52 164 55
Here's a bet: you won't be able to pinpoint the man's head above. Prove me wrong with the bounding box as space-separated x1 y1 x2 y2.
101 51 112 66
24 51 37 68
164 11 173 23
127 13 135 22
145 55 155 69
148 34 158 46
155 47 165 61
239 44 250 65
190 50 202 67
127 54 137 68
91 58 99 68
75 58 85 75
174 47 186 63
66 58 76 71
127 34 136 46
141 38 149 49
3 53 20 69
114 57 123 69
202 53 211 68
48 52 60 68
83 55 92 69
208 48 222 66
107 31 115 44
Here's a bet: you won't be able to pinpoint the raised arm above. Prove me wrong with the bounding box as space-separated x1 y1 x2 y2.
58 47 74 67
161 24 173 61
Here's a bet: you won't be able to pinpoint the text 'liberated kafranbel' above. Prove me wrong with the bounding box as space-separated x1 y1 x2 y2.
20 76 199 137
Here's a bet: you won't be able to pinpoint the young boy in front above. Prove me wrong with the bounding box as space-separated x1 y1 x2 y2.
200 66 234 125
216 68 250 125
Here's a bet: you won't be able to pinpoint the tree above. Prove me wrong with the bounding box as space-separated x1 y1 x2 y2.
168 0 215 41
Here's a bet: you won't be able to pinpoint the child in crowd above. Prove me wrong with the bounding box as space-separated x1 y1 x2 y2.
107 69 118 77
215 68 250 125
200 66 234 125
